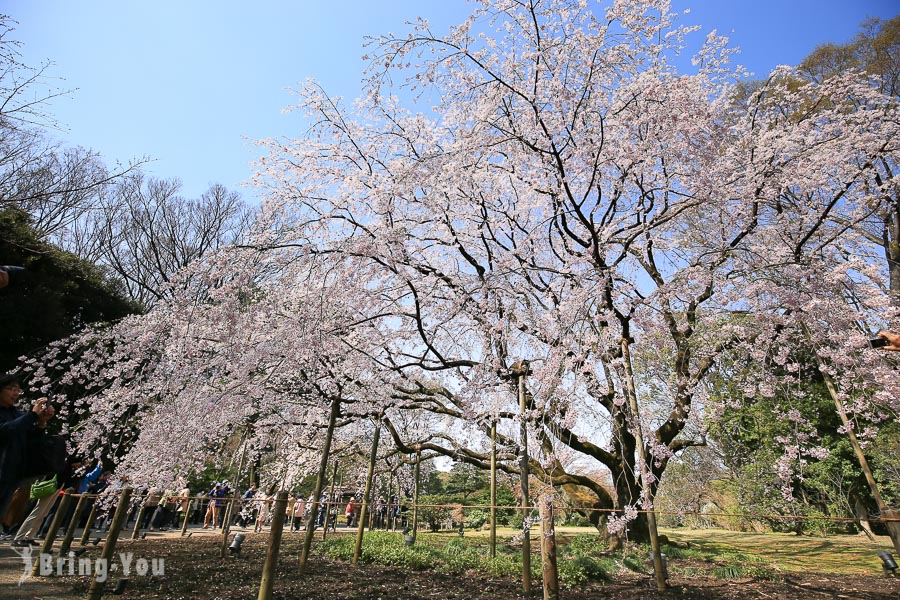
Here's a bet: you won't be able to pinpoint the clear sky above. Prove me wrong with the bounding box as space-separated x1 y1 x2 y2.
2 0 897 202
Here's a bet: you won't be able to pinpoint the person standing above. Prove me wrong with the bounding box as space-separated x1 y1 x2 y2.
203 483 223 529
0 374 54 533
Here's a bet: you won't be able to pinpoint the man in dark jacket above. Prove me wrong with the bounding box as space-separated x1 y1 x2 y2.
0 374 54 525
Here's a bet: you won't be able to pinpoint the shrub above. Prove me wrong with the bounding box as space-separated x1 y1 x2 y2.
464 508 489 529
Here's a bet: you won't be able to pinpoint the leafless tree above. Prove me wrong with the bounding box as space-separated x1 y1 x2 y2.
89 173 253 308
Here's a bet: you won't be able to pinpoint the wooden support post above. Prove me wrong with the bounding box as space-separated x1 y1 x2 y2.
621 340 666 592
80 497 99 546
490 420 497 558
322 461 339 541
539 493 559 600
819 366 900 555
257 490 288 600
33 491 73 575
220 498 235 558
131 502 145 540
412 447 421 543
59 493 89 556
300 394 341 574
85 488 131 600
353 417 381 565
517 368 532 593
180 499 192 536
388 470 395 531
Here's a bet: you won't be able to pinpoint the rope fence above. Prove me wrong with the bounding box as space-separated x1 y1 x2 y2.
54 491 900 523
16 487 899 600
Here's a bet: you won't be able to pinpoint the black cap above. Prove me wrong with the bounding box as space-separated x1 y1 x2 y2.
0 373 20 389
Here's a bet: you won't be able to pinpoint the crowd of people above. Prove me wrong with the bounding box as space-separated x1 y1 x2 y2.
2 331 896 546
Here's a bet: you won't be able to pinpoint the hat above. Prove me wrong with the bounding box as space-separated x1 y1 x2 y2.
0 373 20 388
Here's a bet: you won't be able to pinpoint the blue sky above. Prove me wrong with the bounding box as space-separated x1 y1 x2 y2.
3 0 897 202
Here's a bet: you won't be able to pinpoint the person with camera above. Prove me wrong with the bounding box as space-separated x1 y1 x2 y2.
0 374 55 537
876 331 900 351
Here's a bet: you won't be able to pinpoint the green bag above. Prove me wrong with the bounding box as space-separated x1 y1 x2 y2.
30 475 58 500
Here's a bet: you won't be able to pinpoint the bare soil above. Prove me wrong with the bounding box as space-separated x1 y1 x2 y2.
1 529 898 599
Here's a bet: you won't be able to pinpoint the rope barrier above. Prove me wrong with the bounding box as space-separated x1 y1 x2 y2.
63 492 900 523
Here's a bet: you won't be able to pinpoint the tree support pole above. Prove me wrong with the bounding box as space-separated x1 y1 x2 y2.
59 493 89 556
621 340 667 592
820 366 900 554
517 368 532 593
220 498 235 558
180 500 192 537
257 491 288 600
322 461 339 540
300 394 341 574
80 498 99 546
34 491 73 575
539 493 559 600
490 419 497 559
85 487 131 600
412 447 421 543
353 417 381 565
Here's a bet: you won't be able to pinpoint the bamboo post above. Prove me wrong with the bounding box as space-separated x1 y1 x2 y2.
322 461 339 540
300 394 341 574
131 501 146 540
33 491 73 576
80 497 100 546
220 498 236 558
516 365 532 593
180 499 192 536
412 447 421 543
85 487 131 600
257 490 288 600
539 493 559 600
621 340 667 592
490 419 497 558
59 493 89 556
352 417 381 565
819 366 900 554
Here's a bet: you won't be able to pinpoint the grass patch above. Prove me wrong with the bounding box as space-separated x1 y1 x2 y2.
319 531 623 588
662 527 895 575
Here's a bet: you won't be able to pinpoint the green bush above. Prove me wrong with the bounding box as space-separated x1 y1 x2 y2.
417 494 452 532
464 509 489 529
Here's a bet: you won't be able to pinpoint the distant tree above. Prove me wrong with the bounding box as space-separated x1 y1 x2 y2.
444 461 488 501
0 16 143 245
797 16 900 305
0 207 139 372
83 174 253 308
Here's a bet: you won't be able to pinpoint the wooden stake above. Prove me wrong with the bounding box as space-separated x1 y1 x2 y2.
300 393 341 574
490 419 497 558
820 365 900 554
412 447 421 543
220 498 235 558
539 493 559 600
518 370 532 592
85 487 131 600
257 490 288 600
352 417 381 565
621 339 666 592
33 491 73 576
180 499 192 536
322 461 339 541
59 493 89 556
131 502 145 540
80 497 99 546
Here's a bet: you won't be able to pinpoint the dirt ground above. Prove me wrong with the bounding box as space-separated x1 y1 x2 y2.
1 529 898 599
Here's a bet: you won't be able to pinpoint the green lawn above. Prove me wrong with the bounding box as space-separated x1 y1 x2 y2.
662 527 895 575
418 525 896 575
